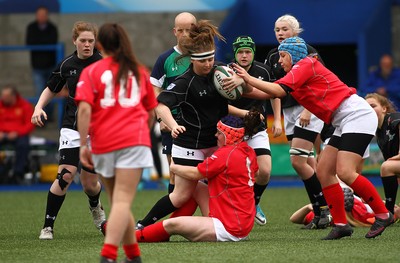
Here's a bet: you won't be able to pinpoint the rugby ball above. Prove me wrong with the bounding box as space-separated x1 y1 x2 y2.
213 65 243 100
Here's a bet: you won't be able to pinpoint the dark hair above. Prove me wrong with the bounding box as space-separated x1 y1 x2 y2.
220 108 262 138
243 108 262 138
97 23 141 85
2 84 18 96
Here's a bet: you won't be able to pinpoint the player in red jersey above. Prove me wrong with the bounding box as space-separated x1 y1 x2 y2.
76 23 157 263
133 111 260 242
232 36 394 240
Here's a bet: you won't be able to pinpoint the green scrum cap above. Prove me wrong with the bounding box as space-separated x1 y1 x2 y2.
232 35 256 62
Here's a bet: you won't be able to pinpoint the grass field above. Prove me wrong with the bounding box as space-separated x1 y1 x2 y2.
0 184 398 263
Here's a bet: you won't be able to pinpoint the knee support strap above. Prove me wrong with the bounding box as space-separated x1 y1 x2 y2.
57 168 71 190
289 147 312 158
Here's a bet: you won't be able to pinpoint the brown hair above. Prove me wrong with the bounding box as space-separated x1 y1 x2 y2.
243 108 262 138
2 84 18 96
72 21 98 41
180 20 225 56
97 23 141 85
365 93 397 113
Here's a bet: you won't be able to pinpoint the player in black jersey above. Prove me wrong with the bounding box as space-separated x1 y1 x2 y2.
366 93 400 218
264 15 331 229
225 36 282 225
31 21 105 240
137 20 245 228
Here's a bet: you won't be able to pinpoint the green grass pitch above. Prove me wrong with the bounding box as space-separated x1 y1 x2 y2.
0 186 398 262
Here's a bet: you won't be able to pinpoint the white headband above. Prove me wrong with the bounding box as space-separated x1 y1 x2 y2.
191 50 215 60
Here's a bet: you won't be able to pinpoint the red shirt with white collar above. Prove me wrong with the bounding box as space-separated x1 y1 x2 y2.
276 57 356 124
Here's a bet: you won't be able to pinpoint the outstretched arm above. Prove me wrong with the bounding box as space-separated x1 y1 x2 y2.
170 162 204 181
232 63 287 98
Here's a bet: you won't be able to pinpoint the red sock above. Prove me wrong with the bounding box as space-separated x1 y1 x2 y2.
350 175 388 214
136 221 170 242
170 197 198 218
123 243 140 260
101 243 118 260
322 183 347 225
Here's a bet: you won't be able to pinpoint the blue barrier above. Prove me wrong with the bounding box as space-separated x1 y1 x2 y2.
0 43 65 64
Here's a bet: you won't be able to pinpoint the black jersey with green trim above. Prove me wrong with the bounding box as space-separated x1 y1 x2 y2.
265 44 321 109
229 60 273 117
376 112 400 160
46 50 102 130
157 64 229 149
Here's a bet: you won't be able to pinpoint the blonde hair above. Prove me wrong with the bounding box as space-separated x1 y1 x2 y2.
275 14 303 35
365 93 397 113
346 212 372 227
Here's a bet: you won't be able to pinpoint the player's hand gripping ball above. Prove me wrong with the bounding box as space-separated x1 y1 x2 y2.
213 65 243 100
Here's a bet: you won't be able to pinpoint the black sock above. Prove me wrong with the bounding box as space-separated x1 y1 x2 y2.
381 175 398 214
86 189 101 208
254 183 268 205
168 184 175 194
140 195 177 226
43 191 66 228
303 173 326 216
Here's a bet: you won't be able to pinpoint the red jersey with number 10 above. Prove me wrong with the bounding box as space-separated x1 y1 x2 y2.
276 57 356 124
197 141 258 238
76 57 157 154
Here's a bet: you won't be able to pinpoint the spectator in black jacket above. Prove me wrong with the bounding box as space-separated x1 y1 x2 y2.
26 6 58 120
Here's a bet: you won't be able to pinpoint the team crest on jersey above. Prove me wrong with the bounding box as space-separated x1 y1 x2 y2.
166 83 176 90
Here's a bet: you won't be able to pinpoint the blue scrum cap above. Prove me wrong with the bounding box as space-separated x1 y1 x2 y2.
278 37 308 65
